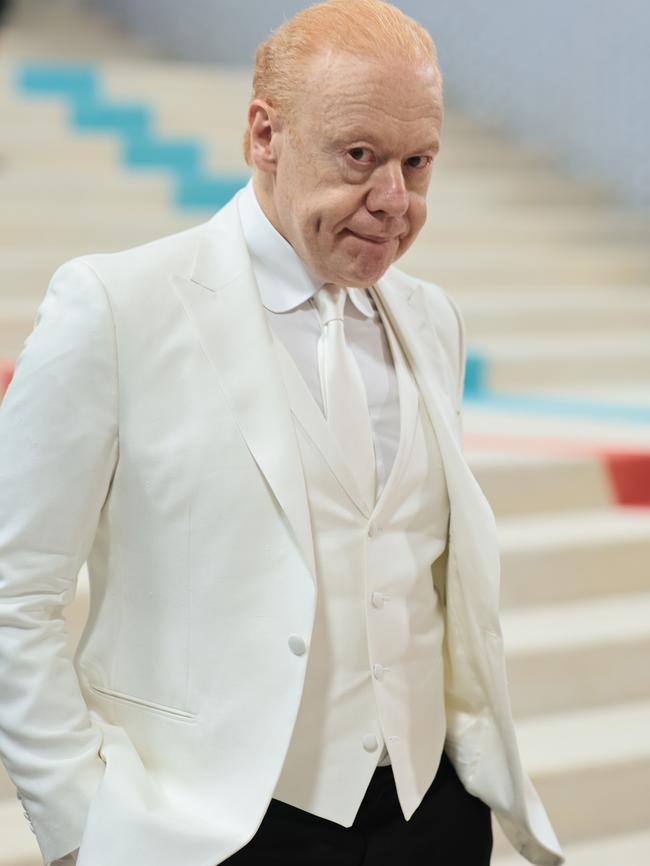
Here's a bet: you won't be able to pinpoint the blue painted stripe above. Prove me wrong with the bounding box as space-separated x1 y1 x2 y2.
463 350 487 397
462 349 650 423
16 63 97 98
14 61 248 211
123 136 203 172
464 390 650 424
175 173 252 210
73 102 151 135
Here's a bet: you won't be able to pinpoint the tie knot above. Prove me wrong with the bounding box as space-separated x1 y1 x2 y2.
314 284 346 327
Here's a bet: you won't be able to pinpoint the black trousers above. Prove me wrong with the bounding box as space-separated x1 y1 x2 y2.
222 751 492 864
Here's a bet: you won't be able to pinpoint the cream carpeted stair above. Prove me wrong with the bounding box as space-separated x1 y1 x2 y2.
1 1 649 864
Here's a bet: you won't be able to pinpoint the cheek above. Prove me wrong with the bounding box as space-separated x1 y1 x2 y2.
409 195 428 234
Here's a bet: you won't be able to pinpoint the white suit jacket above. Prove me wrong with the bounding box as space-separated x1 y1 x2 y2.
0 192 564 866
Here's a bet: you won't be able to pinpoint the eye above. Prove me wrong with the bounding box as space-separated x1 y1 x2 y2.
404 155 432 169
347 147 374 164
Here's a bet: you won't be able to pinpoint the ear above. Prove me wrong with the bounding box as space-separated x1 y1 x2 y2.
248 100 283 174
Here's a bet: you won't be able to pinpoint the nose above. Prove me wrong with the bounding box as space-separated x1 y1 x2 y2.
366 162 409 218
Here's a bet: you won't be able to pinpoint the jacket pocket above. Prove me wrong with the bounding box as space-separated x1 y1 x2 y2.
88 682 197 723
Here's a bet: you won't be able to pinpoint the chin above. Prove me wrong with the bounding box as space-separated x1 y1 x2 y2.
347 259 395 288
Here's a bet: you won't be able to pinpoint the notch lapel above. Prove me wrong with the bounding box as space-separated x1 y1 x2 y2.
374 273 501 629
170 198 316 583
270 330 374 518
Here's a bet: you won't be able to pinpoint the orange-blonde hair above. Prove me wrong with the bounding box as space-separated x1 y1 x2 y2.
243 0 442 165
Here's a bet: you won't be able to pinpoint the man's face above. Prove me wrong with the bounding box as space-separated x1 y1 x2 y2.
259 50 443 288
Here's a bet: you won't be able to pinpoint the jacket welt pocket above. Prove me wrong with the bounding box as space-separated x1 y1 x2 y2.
88 682 197 723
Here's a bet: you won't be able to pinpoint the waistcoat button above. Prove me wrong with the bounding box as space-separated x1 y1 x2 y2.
371 592 384 609
362 734 379 752
288 635 307 656
373 663 385 680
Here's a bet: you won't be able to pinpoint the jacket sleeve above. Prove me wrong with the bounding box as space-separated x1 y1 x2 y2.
443 290 467 445
444 291 467 411
0 259 118 865
419 280 467 445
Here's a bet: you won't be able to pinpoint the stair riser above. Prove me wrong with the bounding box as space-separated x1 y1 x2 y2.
492 759 650 854
471 461 611 516
508 640 650 717
528 759 650 847
500 540 650 607
462 310 650 334
489 359 650 388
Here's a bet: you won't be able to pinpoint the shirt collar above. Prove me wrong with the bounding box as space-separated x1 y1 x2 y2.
237 179 375 318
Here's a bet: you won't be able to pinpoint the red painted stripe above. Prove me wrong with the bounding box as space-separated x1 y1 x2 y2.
464 432 650 506
0 359 15 400
605 452 650 507
463 432 649 458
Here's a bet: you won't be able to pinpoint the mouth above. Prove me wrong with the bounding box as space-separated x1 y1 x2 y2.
343 229 398 246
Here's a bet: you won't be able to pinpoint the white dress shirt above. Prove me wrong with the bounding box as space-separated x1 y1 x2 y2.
237 180 401 502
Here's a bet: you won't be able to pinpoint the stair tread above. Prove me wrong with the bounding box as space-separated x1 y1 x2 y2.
497 506 650 549
516 699 650 774
500 592 650 653
472 333 650 356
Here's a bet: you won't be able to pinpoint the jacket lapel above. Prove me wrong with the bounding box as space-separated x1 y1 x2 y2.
270 330 374 517
170 196 316 583
374 272 502 634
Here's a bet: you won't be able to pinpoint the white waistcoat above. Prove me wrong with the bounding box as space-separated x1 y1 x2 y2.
270 291 451 827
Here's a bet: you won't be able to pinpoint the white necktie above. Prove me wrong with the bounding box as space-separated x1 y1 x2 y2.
313 284 376 507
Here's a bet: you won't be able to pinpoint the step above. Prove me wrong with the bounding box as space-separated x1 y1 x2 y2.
494 826 650 866
0 326 31 359
501 593 650 716
422 172 609 207
1 1 159 62
498 507 650 606
472 334 650 388
3 130 122 164
467 451 612 516
456 288 650 336
402 243 650 288
463 402 650 452
497 700 650 847
0 209 195 248
0 167 172 207
418 207 650 244
490 383 650 406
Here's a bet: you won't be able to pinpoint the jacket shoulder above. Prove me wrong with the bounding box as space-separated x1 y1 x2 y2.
389 266 466 402
59 219 213 305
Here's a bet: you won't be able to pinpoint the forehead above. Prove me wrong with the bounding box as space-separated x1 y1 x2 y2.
298 50 442 147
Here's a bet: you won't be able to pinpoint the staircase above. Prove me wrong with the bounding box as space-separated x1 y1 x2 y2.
1 1 650 864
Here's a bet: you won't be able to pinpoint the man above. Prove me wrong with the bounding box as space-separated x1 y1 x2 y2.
0 1 564 864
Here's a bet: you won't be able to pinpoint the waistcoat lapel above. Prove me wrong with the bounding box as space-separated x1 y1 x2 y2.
170 196 316 583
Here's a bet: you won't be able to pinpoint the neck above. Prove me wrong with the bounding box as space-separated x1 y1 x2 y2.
252 173 284 240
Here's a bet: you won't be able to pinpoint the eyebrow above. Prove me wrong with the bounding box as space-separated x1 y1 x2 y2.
331 134 441 154
419 139 441 154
